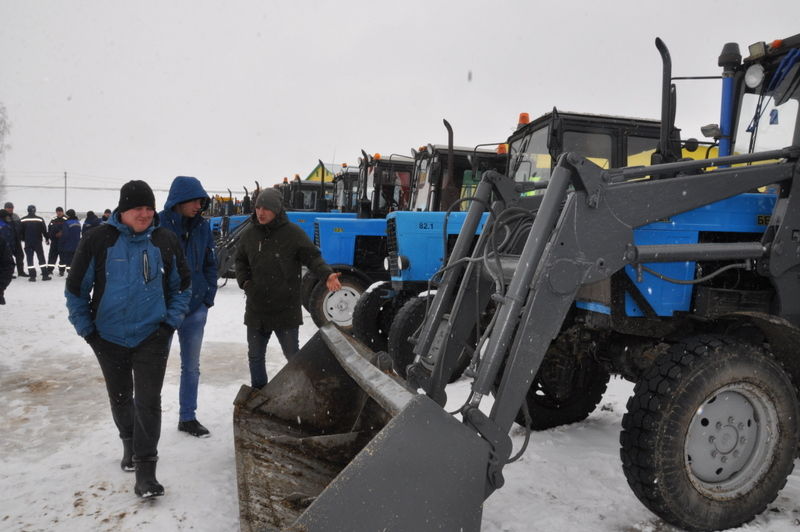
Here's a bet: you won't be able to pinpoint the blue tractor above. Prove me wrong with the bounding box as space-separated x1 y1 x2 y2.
307 142 508 331
356 110 680 363
303 150 415 330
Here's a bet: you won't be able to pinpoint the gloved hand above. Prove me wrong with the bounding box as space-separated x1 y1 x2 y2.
156 323 175 342
84 331 101 349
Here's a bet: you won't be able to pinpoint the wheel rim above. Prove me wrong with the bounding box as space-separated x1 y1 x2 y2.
321 285 362 327
684 383 779 499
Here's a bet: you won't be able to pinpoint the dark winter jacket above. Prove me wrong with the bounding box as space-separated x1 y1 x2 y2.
9 212 22 252
61 216 82 253
21 213 48 248
48 215 67 242
234 201 333 330
0 213 15 256
82 212 101 235
158 176 217 314
65 211 192 347
0 237 13 294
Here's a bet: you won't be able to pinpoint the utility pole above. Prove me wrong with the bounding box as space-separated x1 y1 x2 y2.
64 171 67 208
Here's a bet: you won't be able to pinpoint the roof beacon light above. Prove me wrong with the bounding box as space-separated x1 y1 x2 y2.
496 143 508 155
517 112 530 128
770 39 784 50
373 153 382 160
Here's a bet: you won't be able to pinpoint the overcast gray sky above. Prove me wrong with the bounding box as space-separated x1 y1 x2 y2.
2 0 799 213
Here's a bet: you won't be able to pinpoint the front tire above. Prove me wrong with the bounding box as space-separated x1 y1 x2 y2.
387 296 430 379
620 335 799 531
515 330 610 430
309 273 368 332
352 283 404 352
300 271 319 312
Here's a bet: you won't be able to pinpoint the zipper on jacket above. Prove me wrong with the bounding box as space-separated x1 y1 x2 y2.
142 250 151 283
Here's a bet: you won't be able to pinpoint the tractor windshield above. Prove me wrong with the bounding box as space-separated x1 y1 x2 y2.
508 125 550 184
734 93 798 154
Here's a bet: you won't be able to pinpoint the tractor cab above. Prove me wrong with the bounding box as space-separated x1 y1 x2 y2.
726 36 800 156
506 109 676 187
331 164 360 212
409 144 506 212
356 151 415 218
283 178 334 211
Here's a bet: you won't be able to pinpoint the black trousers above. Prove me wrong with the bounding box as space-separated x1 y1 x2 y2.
93 330 171 459
47 239 60 273
14 244 24 275
24 243 46 276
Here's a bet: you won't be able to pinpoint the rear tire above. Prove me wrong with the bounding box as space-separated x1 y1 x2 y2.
309 273 368 332
620 335 799 531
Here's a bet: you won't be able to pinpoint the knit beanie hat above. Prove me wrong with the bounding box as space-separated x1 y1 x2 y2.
66 209 76 218
118 180 156 212
254 188 284 213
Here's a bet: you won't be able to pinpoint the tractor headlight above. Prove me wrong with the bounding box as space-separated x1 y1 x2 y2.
397 255 410 270
745 64 765 89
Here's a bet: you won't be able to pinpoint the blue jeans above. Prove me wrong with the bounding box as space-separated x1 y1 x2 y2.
246 326 299 389
175 304 208 422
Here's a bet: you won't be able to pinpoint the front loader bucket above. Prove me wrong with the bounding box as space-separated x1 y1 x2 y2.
233 325 492 532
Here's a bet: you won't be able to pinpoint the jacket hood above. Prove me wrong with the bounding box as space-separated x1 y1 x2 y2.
163 176 209 212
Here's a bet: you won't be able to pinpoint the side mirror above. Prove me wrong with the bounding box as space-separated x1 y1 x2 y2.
701 124 722 140
683 138 699 152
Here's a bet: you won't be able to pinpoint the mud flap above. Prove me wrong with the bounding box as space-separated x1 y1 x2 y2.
233 325 491 531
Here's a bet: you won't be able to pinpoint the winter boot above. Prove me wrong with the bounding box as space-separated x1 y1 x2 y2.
133 456 164 498
120 439 134 472
28 274 36 282
41 272 51 281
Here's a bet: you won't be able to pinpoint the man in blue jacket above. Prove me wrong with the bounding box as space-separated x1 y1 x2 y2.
59 209 82 272
65 180 191 499
159 175 217 438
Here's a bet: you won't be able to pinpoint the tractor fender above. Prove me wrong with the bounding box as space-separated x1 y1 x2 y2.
714 311 800 398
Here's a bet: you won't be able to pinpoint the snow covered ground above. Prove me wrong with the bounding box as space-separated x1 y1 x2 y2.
1 273 798 531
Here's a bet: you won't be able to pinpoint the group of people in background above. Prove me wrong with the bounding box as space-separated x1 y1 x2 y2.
0 202 113 302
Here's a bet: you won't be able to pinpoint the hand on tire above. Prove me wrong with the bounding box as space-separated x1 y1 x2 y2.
326 272 342 292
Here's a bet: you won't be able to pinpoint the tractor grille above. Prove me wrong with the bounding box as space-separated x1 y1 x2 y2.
313 222 320 246
387 218 399 277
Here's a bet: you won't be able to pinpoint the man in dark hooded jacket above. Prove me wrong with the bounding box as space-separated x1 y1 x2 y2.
234 188 341 389
158 176 217 438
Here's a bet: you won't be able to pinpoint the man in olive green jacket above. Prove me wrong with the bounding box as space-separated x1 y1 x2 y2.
234 188 341 388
